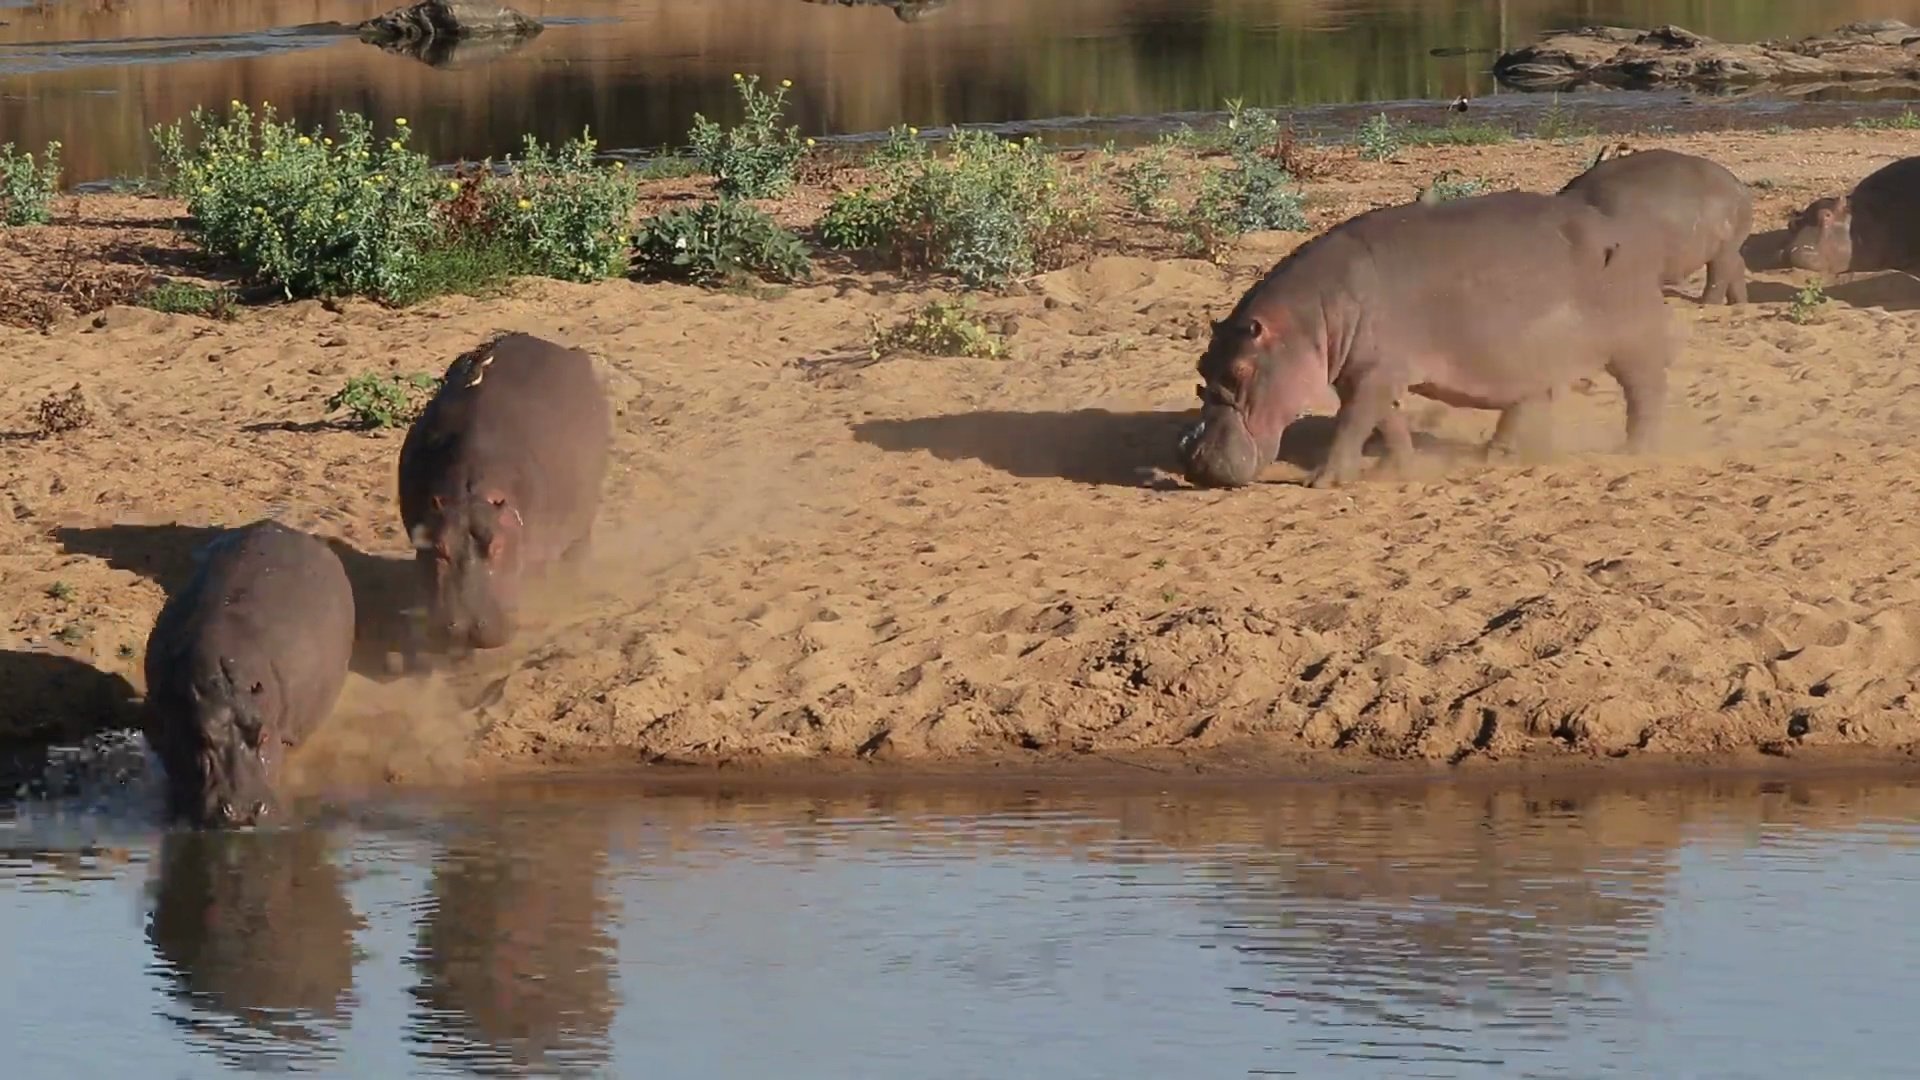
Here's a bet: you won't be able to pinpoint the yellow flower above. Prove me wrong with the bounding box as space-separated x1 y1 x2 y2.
805 138 816 147
297 136 311 146
199 184 212 193
323 137 333 146
395 117 408 126
732 72 743 81
335 213 347 222
229 99 241 108
613 161 625 170
448 181 461 192
517 198 531 210
780 79 792 88
389 141 402 152
908 126 919 136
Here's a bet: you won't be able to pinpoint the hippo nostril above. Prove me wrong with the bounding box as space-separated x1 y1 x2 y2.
252 801 269 819
219 801 237 822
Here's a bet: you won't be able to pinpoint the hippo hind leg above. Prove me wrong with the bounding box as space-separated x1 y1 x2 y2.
1701 245 1749 305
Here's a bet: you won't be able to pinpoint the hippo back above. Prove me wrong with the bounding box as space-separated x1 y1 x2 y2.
144 520 356 752
398 333 612 561
1556 148 1752 279
1849 155 1920 271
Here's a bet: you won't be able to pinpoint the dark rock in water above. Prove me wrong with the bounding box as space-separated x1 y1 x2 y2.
1493 20 1920 90
799 0 952 23
356 0 543 45
1428 45 1493 58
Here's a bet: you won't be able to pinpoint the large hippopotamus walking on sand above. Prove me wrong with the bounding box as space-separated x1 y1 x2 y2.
142 520 355 828
399 332 612 652
1557 147 1753 304
1782 155 1920 275
1178 190 1675 489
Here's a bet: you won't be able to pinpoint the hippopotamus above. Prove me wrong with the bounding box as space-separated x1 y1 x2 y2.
1179 190 1674 490
398 332 612 651
1783 155 1920 275
142 520 355 828
1557 147 1753 304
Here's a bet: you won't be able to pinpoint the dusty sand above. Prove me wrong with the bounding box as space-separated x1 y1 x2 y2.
6 124 1920 792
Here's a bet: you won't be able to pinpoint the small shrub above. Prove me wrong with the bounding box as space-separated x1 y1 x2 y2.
1533 95 1594 141
141 281 234 318
31 385 93 435
45 581 73 601
821 128 1095 287
1116 140 1176 216
155 103 440 301
1786 281 1828 324
1218 98 1282 158
0 141 62 226
327 371 439 429
1178 153 1307 258
1419 170 1490 203
633 154 701 180
1356 113 1403 161
53 623 87 645
869 298 1006 359
476 129 640 282
688 74 807 198
1854 108 1920 130
631 197 813 285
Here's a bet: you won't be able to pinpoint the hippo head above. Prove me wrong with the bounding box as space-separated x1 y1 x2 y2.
411 489 526 650
151 659 280 829
1784 195 1852 274
1180 312 1324 489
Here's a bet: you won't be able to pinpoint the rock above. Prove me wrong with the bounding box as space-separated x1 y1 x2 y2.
356 0 542 45
1493 20 1920 90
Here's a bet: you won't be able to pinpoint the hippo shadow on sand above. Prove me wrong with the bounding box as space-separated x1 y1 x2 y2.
53 523 420 683
851 410 1462 488
0 650 139 790
1743 270 1920 312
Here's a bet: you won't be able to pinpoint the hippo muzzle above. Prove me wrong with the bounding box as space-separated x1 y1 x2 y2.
1180 404 1265 489
178 705 277 829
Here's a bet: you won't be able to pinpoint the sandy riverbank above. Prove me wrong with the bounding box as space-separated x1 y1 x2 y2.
6 123 1920 793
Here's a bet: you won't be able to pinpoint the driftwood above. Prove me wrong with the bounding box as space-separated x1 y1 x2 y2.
1493 20 1920 90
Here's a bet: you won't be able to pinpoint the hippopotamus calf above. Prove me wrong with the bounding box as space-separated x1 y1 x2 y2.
1557 147 1753 304
1180 190 1674 490
142 520 355 828
1783 155 1920 275
398 332 612 651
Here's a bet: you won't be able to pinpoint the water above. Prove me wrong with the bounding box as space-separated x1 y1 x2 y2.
6 771 1920 1077
9 0 1920 184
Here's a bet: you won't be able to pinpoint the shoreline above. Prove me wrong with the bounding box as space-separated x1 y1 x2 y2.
8 120 1920 796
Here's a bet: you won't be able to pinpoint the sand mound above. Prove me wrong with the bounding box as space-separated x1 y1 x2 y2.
8 127 1920 786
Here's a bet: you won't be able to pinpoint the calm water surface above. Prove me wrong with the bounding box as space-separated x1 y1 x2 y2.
5 772 1920 1077
9 0 1920 182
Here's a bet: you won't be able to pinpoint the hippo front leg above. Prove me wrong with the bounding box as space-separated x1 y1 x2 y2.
1702 246 1748 305
1308 374 1400 489
1487 395 1555 463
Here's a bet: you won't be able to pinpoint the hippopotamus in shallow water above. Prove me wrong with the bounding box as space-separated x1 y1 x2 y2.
398 332 612 652
142 520 355 828
1179 190 1674 490
1783 156 1920 275
1557 147 1753 305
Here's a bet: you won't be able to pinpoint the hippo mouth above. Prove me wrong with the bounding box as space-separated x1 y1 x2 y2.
1180 403 1264 489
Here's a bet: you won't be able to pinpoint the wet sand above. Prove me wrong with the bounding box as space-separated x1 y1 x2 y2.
6 124 1920 793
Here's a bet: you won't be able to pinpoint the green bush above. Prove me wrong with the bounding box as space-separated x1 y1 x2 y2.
474 130 640 282
326 371 440 429
1356 113 1403 161
820 127 1094 287
141 281 235 318
155 102 440 301
0 141 61 226
631 197 812 285
869 298 1006 359
1418 169 1490 203
689 74 807 199
1216 98 1281 158
1115 140 1176 216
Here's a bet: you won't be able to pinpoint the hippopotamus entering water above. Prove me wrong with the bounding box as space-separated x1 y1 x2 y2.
142 520 356 828
1783 155 1920 275
398 332 612 652
1179 190 1675 490
1557 147 1754 305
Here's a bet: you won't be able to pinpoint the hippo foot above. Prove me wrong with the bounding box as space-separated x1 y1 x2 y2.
1305 462 1355 489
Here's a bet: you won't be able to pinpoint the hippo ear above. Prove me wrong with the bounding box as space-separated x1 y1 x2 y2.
1832 194 1851 219
428 494 445 511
